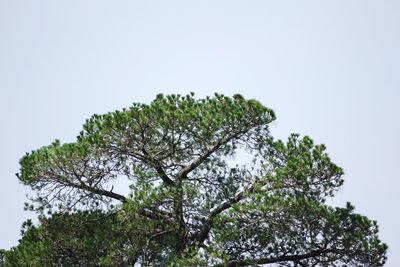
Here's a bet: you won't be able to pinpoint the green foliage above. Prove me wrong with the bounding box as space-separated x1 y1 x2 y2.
2 93 387 266
1 211 137 266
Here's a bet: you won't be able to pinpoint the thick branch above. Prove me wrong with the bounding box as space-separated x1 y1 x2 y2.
127 150 175 186
214 249 336 267
178 141 223 179
152 161 175 186
178 133 240 180
178 126 253 180
190 187 252 244
142 230 173 267
69 182 126 202
137 120 176 186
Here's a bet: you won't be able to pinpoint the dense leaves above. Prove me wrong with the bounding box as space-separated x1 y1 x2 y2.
2 93 387 266
0 211 138 266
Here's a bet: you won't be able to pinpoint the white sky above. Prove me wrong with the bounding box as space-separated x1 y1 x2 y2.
1 1 399 265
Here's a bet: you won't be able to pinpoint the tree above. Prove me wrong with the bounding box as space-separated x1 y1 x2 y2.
2 93 387 266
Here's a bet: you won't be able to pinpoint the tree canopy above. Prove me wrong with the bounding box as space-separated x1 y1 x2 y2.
1 93 387 266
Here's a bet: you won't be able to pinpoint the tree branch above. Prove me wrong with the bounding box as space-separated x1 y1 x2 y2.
190 186 253 244
178 135 232 180
142 230 173 267
177 143 221 179
68 182 126 202
213 248 336 267
152 160 175 186
178 126 253 180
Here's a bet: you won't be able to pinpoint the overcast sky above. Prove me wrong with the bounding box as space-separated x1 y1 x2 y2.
1 1 399 265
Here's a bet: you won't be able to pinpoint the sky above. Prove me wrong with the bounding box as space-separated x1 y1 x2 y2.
0 0 399 265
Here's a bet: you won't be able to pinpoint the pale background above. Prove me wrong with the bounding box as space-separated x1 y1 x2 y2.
0 1 399 265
